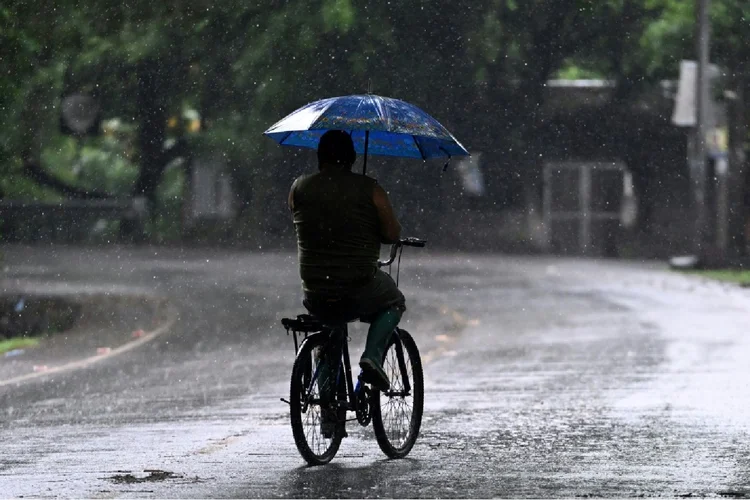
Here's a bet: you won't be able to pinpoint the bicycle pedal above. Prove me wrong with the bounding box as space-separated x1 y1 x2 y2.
280 398 291 405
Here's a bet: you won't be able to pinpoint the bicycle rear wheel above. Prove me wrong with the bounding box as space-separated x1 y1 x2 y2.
289 333 343 466
371 328 424 458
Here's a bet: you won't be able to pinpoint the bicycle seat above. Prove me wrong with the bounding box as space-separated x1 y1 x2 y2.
303 297 360 326
281 310 358 332
281 314 326 332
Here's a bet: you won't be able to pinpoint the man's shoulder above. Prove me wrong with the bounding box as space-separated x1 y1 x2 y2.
294 173 316 183
294 171 378 191
292 173 316 189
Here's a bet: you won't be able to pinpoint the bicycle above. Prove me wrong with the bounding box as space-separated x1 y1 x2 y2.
281 237 426 466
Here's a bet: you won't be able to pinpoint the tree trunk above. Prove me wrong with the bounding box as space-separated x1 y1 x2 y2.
132 59 169 207
727 70 748 259
120 59 176 242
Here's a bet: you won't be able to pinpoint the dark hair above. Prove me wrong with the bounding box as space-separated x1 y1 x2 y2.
317 130 356 167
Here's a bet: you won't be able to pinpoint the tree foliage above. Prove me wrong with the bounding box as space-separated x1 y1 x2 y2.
3 0 750 240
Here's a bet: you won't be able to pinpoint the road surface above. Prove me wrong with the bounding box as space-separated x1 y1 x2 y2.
1 245 749 498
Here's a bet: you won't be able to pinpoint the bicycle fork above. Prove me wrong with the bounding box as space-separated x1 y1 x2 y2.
384 329 412 398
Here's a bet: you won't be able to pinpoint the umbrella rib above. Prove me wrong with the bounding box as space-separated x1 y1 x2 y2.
412 136 427 160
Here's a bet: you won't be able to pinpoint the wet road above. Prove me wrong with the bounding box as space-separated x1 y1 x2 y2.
1 245 750 498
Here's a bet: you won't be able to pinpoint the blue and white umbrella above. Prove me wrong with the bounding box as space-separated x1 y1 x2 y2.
264 94 469 173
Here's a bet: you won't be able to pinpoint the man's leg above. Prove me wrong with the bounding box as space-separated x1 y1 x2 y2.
353 270 406 391
315 339 341 439
315 345 336 406
359 306 403 391
303 296 351 439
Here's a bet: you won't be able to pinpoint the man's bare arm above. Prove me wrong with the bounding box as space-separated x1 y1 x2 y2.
373 184 401 244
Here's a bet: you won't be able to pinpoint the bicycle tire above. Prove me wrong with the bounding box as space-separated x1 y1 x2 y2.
371 328 424 459
289 333 343 466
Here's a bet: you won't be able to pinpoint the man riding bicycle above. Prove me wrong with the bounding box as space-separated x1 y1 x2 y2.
288 130 405 394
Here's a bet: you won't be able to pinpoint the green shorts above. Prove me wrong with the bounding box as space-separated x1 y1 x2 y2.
303 269 406 323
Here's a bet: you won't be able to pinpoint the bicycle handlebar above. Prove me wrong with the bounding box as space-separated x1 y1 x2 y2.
378 237 427 268
401 237 427 248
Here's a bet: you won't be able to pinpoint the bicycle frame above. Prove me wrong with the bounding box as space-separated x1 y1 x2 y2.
295 326 412 420
298 325 359 417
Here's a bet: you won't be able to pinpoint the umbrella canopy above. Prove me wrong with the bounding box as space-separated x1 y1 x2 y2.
264 94 469 161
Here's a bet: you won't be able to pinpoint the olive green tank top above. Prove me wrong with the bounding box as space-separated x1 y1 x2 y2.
292 170 381 294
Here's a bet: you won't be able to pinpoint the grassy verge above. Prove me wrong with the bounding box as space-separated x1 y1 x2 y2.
684 269 750 286
0 336 40 355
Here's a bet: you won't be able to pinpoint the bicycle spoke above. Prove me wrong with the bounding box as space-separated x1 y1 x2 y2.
371 329 423 459
298 349 337 456
378 340 416 448
290 333 346 466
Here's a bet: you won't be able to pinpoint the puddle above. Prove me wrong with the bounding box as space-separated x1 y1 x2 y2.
109 469 182 484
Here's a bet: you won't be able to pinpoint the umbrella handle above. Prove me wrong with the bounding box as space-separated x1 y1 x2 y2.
363 130 370 176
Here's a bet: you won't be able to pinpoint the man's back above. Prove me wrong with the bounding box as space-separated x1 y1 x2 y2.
291 170 380 295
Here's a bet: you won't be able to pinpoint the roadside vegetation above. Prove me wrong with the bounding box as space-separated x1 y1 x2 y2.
685 269 750 286
0 337 39 355
0 297 81 351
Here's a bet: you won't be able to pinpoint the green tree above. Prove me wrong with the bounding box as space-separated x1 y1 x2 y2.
6 0 750 248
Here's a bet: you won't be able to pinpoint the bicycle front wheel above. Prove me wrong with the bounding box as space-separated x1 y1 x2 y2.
371 328 424 459
289 333 342 466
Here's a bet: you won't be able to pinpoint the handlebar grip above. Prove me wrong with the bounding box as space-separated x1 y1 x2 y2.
400 237 427 248
379 237 426 267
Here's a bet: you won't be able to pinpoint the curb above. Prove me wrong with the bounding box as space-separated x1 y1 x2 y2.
0 301 179 388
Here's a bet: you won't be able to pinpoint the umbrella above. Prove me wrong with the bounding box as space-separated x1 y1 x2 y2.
263 94 469 175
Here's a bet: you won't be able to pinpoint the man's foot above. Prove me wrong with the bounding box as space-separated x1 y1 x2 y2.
320 408 347 439
320 408 336 439
321 422 335 439
359 357 390 392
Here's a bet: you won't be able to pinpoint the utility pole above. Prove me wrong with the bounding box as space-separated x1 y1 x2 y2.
692 0 711 257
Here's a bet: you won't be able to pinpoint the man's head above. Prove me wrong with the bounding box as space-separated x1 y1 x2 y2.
317 130 356 170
